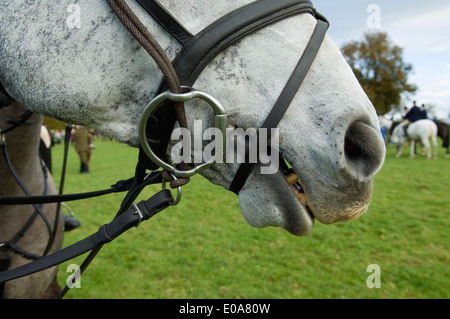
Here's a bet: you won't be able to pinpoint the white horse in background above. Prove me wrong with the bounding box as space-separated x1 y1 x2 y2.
391 119 438 159
378 115 393 145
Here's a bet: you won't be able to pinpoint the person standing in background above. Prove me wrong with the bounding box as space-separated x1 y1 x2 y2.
72 125 93 173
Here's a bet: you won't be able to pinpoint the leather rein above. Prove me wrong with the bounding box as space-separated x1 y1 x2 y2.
0 0 328 297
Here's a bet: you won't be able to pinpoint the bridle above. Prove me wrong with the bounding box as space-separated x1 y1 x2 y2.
134 0 329 194
0 0 328 297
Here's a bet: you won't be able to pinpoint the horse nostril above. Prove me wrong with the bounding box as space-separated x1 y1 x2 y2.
344 121 385 178
344 136 359 154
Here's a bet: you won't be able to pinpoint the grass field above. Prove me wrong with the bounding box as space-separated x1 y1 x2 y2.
51 137 449 299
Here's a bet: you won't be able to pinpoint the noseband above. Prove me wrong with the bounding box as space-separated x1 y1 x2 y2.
133 0 328 193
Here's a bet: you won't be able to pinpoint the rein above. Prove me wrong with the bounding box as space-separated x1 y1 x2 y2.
0 0 328 298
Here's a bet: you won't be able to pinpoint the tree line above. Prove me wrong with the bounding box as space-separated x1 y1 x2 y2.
341 32 417 115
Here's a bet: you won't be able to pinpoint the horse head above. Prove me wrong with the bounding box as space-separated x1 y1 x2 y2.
0 0 385 236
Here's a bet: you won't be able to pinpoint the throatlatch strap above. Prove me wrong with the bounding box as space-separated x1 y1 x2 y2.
229 19 329 194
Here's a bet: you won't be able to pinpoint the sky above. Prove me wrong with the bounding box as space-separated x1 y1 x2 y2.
313 0 450 120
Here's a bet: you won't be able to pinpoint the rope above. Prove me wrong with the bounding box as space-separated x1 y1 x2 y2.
105 0 188 130
106 0 190 185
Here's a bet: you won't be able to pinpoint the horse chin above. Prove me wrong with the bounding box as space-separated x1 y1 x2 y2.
238 167 315 236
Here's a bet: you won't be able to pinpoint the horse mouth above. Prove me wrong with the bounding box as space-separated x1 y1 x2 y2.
282 165 315 220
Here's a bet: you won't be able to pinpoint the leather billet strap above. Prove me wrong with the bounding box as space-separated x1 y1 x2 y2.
136 0 324 171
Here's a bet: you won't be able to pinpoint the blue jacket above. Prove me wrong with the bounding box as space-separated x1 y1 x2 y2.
405 106 422 122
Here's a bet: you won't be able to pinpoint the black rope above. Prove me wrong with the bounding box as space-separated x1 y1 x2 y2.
4 161 50 260
46 124 71 254
0 140 54 256
0 110 34 135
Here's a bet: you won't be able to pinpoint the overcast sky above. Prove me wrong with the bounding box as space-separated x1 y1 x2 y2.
313 0 450 119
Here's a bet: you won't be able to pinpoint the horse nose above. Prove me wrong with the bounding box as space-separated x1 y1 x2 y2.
343 121 385 179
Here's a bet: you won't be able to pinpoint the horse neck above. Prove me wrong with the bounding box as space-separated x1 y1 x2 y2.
0 102 44 197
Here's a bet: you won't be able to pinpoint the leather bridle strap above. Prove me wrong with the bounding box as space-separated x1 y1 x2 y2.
137 0 322 172
170 0 318 87
135 0 193 45
229 18 329 194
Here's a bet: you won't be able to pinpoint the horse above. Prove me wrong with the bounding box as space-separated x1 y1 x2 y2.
0 102 64 298
391 119 438 159
0 0 385 260
435 121 449 157
378 115 393 145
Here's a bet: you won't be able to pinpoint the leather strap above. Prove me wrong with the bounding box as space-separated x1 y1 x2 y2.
0 177 138 205
229 18 329 194
0 189 173 284
135 0 193 45
0 252 11 298
172 0 315 87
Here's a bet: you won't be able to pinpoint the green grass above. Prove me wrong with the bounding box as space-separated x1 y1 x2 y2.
51 138 449 299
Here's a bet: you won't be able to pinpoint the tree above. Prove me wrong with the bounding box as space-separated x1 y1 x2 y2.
341 32 417 115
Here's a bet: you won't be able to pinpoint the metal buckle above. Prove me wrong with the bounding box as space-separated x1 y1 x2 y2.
139 86 227 178
132 202 144 228
161 173 182 206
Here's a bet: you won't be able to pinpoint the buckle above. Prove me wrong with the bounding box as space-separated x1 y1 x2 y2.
139 86 227 178
132 202 144 228
161 173 182 206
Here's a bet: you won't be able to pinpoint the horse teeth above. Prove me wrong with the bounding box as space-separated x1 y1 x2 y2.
296 192 308 206
294 182 305 193
286 172 299 185
285 169 308 206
